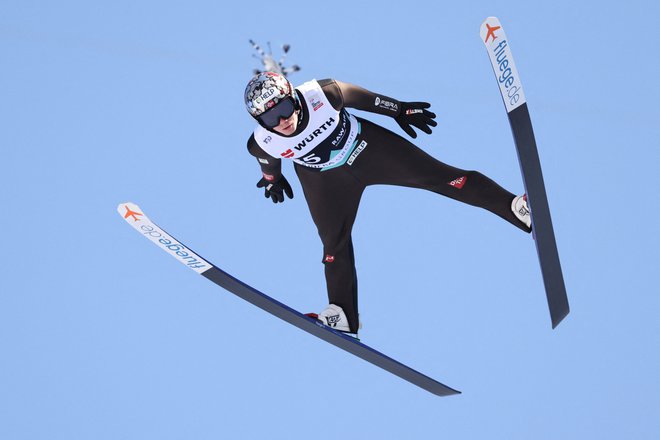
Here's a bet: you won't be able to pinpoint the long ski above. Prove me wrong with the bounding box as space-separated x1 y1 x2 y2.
117 202 460 396
480 17 570 328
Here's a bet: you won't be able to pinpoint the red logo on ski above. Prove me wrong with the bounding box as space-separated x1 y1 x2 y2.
123 205 143 222
484 23 501 43
448 176 467 189
324 255 335 263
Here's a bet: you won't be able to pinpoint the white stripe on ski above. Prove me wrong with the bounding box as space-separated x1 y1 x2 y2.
480 17 527 113
117 202 211 274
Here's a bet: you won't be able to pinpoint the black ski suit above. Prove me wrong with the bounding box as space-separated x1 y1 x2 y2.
247 79 529 333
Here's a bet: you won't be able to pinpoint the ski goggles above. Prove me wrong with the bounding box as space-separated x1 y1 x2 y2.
258 97 297 128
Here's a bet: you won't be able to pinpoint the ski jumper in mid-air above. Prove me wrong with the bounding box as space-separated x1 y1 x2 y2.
244 71 531 336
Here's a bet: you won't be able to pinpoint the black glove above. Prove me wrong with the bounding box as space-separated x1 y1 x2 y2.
395 102 437 139
256 175 294 204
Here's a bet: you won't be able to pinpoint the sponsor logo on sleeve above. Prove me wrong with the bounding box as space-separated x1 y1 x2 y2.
374 96 398 112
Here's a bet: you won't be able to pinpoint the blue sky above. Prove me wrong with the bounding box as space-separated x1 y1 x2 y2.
2 1 659 439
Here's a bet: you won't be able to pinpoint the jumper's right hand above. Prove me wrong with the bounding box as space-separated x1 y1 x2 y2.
256 175 294 204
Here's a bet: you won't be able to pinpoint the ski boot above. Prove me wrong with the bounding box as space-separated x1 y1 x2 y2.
512 194 531 229
306 304 360 339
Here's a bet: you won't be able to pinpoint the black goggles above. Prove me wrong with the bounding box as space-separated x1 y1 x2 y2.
258 97 296 128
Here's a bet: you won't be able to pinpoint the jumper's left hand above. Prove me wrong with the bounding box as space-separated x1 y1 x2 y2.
395 102 437 139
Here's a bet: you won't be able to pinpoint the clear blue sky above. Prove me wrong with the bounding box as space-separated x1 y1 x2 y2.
2 1 659 439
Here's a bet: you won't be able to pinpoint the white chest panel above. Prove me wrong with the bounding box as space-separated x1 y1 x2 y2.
253 80 357 169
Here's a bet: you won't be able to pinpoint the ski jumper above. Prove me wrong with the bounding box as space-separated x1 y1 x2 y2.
247 79 529 333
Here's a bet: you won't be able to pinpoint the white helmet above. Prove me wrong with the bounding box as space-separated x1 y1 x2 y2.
244 71 296 118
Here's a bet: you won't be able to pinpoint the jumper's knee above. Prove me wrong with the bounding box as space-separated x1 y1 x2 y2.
320 239 353 266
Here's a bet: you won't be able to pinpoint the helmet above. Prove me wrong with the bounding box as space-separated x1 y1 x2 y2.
244 71 297 118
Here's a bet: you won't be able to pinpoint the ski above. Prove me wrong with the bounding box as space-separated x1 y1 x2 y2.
480 17 570 328
117 202 460 396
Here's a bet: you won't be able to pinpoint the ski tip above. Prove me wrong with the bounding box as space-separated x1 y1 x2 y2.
117 202 145 222
481 16 499 25
117 201 138 212
479 16 502 41
480 16 500 28
118 202 132 210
